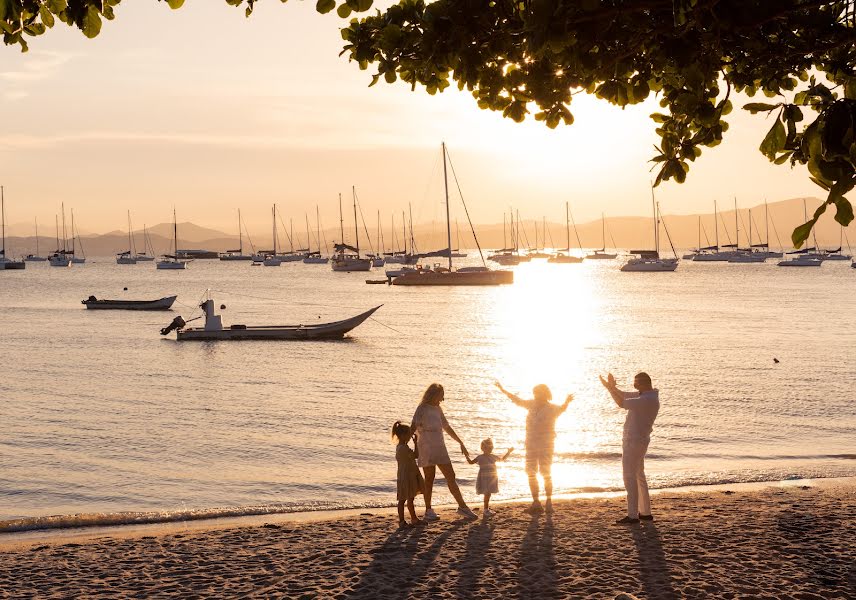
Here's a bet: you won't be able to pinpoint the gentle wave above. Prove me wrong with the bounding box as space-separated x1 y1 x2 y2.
3 472 852 535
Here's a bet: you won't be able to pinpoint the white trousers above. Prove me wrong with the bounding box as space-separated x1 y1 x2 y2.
622 438 651 519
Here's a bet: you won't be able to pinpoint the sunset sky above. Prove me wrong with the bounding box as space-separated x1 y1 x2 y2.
0 1 825 234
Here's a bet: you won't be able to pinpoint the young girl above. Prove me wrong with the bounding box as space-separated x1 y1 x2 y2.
392 421 425 528
465 438 513 517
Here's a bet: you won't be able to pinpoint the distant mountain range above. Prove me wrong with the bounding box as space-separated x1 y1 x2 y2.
2 197 851 257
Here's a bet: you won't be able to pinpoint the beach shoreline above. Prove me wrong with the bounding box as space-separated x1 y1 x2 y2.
1 475 853 550
2 478 854 598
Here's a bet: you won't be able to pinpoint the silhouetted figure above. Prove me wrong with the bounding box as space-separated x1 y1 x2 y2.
463 438 513 517
495 381 573 514
599 372 660 524
391 421 424 528
411 383 477 520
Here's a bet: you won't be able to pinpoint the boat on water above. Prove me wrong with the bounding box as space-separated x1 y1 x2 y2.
70 209 86 264
82 295 177 310
219 209 255 261
303 208 329 264
391 143 512 286
621 188 679 272
24 217 47 262
157 209 188 270
778 256 823 267
331 189 372 272
117 211 138 264
548 202 584 264
134 225 157 261
160 295 381 341
49 206 72 267
0 186 25 270
778 200 826 267
586 214 617 260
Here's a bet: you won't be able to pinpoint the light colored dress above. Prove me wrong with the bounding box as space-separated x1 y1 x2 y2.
396 443 425 501
411 403 452 467
474 454 500 495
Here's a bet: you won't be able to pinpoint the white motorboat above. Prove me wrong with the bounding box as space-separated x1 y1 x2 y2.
160 294 381 341
621 189 679 272
156 209 188 270
390 143 512 286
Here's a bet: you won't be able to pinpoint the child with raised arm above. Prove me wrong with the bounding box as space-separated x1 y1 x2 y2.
392 421 424 528
464 438 513 517
495 381 573 515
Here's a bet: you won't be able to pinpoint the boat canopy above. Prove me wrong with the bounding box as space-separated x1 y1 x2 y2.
699 245 719 251
334 243 359 253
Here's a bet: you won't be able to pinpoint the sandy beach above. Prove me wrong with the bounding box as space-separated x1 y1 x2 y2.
1 482 854 599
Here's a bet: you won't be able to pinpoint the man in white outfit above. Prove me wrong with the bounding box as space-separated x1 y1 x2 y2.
599 372 660 524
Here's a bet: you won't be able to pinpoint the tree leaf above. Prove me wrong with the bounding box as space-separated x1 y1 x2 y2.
743 102 780 114
316 0 336 13
759 118 785 161
81 5 102 39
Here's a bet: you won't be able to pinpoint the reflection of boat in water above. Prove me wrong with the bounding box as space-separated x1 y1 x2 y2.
160 295 380 341
390 143 512 286
83 295 177 310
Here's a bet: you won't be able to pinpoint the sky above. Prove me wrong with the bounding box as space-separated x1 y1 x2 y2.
0 0 825 235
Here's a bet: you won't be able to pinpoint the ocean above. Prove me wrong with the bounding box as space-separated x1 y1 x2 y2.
1 256 854 530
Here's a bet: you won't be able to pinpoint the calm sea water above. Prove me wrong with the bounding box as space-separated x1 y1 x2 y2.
1 256 855 528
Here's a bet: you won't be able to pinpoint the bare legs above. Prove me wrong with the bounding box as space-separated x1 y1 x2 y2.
422 463 468 511
483 493 491 511
397 498 419 526
526 448 554 513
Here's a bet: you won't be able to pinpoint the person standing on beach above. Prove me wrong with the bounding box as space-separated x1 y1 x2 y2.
411 383 477 520
599 372 660 525
494 381 574 515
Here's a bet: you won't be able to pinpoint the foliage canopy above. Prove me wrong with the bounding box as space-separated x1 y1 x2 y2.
3 0 855 247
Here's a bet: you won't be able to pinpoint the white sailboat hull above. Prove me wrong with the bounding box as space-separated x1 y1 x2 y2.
620 258 679 272
157 261 187 270
331 257 372 272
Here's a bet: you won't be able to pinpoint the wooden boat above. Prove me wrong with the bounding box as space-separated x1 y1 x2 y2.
82 295 177 310
160 297 381 341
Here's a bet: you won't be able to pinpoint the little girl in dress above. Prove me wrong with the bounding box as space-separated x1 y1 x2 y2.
465 438 513 517
392 421 424 528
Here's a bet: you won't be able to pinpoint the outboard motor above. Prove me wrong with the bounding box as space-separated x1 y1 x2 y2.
160 315 187 336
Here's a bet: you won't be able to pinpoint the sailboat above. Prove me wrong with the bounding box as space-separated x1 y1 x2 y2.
24 217 47 261
371 211 386 267
620 187 679 272
755 200 784 258
728 206 766 262
117 211 138 264
548 202 584 263
391 143 513 286
331 189 372 272
586 213 617 260
303 207 329 264
262 205 283 266
0 186 26 270
156 209 188 269
134 225 157 261
778 199 824 266
490 211 523 265
821 226 852 260
451 220 468 258
70 209 86 264
49 205 72 267
692 200 730 261
219 209 254 260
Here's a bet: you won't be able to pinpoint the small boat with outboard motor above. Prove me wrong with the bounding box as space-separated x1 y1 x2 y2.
82 295 177 310
160 294 381 341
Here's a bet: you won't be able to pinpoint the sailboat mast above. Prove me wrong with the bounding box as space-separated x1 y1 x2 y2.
765 200 770 249
338 194 344 249
408 204 415 255
317 205 322 255
62 203 67 254
71 209 76 257
650 185 658 254
127 210 133 255
352 186 360 258
442 142 453 270
273 205 277 255
238 209 243 254
306 213 311 255
714 200 719 249
565 202 570 251
734 197 739 250
35 217 39 256
173 208 178 259
402 210 407 255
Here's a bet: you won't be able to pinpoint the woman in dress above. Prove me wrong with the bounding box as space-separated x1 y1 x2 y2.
411 383 477 520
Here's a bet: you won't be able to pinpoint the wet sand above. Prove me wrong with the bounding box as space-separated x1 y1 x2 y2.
1 483 854 599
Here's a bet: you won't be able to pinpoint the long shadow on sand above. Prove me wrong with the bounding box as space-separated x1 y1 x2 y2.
345 520 467 600
630 523 679 599
453 519 496 599
516 514 558 599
